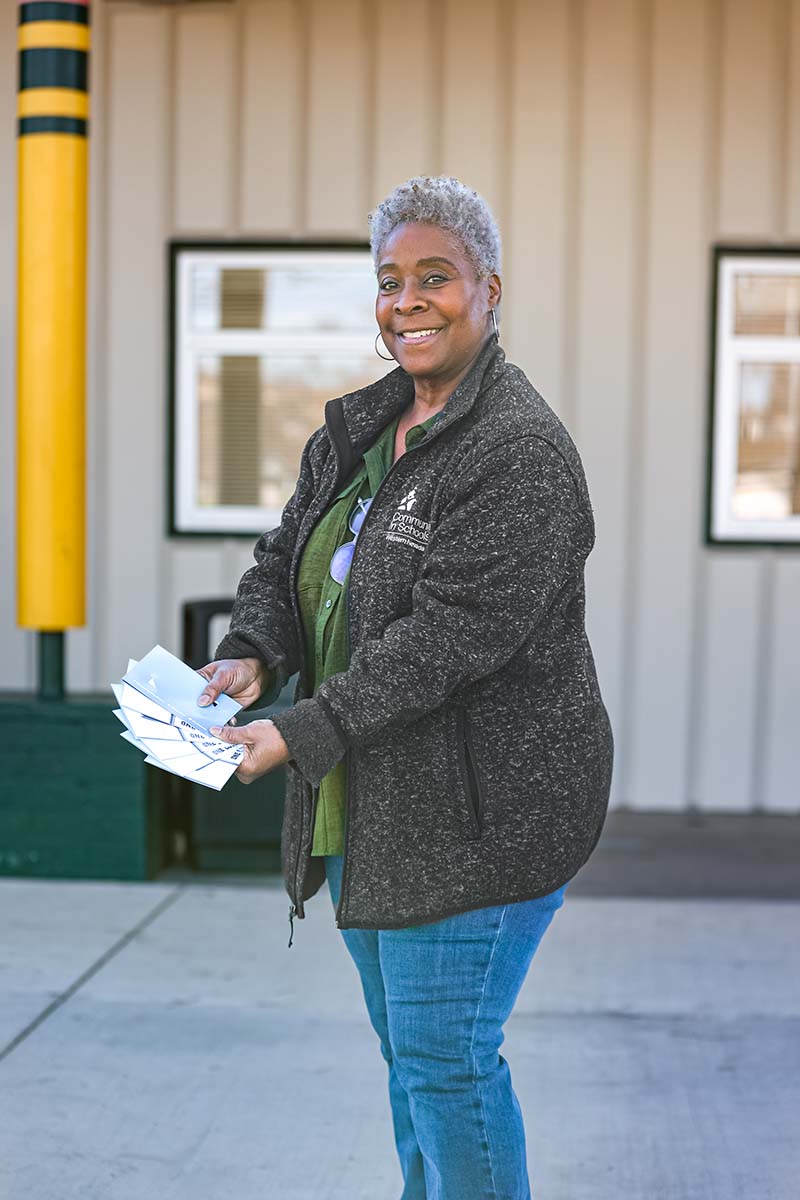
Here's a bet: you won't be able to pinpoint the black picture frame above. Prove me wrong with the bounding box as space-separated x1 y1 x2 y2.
705 242 800 548
166 238 373 539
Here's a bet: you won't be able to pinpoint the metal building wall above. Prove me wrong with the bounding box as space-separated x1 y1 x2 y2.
1 0 798 812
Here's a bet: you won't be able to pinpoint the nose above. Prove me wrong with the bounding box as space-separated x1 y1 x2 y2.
392 279 427 315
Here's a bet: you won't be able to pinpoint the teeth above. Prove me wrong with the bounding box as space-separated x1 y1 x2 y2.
402 329 438 339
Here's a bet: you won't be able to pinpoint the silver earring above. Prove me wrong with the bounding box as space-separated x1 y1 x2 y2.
375 332 395 361
490 308 499 340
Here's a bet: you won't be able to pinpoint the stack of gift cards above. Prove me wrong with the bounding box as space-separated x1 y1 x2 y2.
112 644 245 790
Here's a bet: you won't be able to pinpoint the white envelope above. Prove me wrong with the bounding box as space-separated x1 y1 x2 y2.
143 754 237 791
119 681 173 723
114 646 246 791
123 710 184 742
142 740 208 766
123 644 241 734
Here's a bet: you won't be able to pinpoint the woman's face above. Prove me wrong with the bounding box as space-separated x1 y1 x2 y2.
375 221 501 383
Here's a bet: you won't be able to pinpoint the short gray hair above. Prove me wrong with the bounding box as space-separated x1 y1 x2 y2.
368 175 502 280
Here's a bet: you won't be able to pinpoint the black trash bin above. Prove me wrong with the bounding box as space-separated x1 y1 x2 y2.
181 598 296 872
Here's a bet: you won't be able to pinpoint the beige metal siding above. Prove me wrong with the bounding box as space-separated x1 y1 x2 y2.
1 0 798 813
628 0 714 812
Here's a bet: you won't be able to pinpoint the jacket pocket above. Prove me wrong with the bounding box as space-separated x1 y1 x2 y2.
455 707 484 839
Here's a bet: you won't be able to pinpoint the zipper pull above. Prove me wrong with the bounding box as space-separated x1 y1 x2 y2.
288 903 297 948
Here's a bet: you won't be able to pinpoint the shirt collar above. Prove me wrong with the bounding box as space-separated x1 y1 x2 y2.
326 337 505 460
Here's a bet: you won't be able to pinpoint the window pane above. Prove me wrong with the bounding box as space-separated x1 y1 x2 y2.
733 362 800 519
734 273 800 336
197 352 387 511
189 262 377 333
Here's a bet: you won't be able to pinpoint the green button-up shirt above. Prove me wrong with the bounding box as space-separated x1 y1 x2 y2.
297 405 441 855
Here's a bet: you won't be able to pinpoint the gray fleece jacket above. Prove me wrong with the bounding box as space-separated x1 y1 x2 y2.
214 336 614 934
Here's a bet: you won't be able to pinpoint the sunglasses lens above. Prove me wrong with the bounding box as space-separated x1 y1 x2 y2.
330 541 354 585
331 496 373 583
350 496 372 536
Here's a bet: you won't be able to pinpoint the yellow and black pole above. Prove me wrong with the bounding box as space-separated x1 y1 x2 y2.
16 1 90 699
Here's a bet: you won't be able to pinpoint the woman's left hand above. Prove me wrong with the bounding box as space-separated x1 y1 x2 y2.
209 718 292 785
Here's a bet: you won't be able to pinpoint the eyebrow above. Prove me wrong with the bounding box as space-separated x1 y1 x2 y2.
377 256 458 274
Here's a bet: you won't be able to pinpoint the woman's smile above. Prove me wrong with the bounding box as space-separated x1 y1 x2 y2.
375 221 501 405
395 327 444 345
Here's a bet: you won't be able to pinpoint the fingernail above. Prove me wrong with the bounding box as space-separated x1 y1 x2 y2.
198 695 209 706
210 726 222 736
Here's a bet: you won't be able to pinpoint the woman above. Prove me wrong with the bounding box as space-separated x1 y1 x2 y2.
198 175 613 1200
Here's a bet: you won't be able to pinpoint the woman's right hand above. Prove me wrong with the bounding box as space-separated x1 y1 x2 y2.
196 656 270 712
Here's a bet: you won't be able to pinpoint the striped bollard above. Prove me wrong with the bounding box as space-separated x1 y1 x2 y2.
16 0 90 697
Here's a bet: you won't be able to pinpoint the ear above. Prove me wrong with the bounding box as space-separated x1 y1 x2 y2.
487 272 502 308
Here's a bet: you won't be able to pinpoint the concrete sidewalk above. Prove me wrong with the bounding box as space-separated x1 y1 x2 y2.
1 872 798 1200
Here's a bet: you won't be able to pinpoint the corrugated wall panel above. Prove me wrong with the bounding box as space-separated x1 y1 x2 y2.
505 0 574 418
763 559 800 810
101 9 172 688
372 0 437 205
627 0 714 810
1 0 796 814
165 542 229 659
572 0 646 805
173 8 237 232
763 0 800 811
440 0 505 219
306 0 369 234
788 0 800 239
693 0 787 810
165 6 240 655
240 0 303 234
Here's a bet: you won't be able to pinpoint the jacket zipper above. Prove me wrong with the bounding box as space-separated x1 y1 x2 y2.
336 588 353 930
333 433 432 930
287 465 344 943
304 341 499 929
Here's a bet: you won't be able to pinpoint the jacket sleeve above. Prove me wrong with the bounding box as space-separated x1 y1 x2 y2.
213 425 327 709
270 435 592 786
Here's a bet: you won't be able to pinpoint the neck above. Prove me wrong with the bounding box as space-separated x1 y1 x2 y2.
410 334 495 413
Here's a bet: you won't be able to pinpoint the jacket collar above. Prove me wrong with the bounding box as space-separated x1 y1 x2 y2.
325 336 506 465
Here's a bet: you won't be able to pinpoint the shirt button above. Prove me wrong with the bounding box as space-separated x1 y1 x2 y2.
325 598 332 608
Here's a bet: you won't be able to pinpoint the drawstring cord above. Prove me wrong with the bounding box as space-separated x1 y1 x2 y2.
288 904 296 948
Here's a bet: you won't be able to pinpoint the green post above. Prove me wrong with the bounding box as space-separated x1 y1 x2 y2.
38 631 65 701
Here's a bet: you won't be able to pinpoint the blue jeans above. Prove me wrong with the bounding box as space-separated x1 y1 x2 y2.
324 854 568 1200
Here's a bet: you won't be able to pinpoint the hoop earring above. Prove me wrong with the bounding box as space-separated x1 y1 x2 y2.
374 332 395 361
490 308 499 340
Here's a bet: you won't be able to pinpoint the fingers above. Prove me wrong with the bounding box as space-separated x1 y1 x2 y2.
198 665 228 707
209 722 248 743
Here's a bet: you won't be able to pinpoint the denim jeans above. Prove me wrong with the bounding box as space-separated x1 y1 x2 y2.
324 854 568 1200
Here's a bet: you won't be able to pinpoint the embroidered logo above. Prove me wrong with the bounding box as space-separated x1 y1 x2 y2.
397 488 417 512
386 490 431 552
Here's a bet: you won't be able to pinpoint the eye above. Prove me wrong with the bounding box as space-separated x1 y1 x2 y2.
379 278 398 292
424 273 448 285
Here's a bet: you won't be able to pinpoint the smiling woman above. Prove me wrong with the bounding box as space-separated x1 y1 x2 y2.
200 174 613 1200
371 177 502 417
375 223 500 407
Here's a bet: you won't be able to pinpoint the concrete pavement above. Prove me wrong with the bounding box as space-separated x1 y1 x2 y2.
1 864 798 1200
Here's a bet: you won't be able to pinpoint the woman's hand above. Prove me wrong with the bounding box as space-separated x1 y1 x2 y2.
197 656 269 711
209 719 292 785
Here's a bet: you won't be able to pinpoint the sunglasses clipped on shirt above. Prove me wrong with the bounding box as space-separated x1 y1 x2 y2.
329 495 373 585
